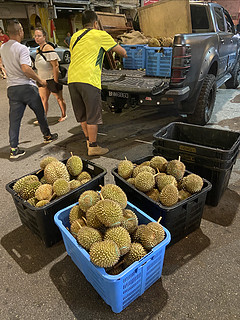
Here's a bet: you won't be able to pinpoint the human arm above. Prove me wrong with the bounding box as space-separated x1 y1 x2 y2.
64 39 69 47
111 44 127 58
21 64 47 87
49 59 59 82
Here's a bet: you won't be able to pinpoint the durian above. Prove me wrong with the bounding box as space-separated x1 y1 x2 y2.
44 161 70 184
35 184 53 201
78 190 100 212
69 204 85 224
77 227 102 251
77 171 91 182
166 159 185 181
66 154 83 176
69 179 82 190
70 218 86 238
156 174 177 191
35 199 49 207
159 184 179 206
118 159 134 179
94 199 123 227
40 156 58 170
134 171 155 192
100 184 127 209
53 178 70 196
121 209 138 234
13 175 39 193
19 181 41 200
150 156 168 171
124 243 147 267
90 240 120 268
104 226 131 256
182 174 203 193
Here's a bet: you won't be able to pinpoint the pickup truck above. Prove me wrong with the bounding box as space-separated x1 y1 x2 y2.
101 1 240 125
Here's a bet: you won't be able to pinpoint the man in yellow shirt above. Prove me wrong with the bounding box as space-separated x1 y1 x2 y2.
68 10 127 156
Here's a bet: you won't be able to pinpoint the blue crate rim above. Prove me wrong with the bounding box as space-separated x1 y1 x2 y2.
54 200 171 279
153 122 240 154
111 155 212 211
5 157 107 211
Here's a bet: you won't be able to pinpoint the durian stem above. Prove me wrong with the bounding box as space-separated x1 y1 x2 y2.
70 152 73 157
82 216 87 225
178 156 181 161
113 259 124 269
50 193 57 201
36 169 43 174
157 216 162 224
76 220 82 228
124 156 127 160
99 192 104 201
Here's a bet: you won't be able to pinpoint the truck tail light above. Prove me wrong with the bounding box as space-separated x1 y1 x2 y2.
171 45 191 84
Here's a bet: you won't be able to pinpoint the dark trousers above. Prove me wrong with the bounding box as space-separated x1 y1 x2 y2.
7 84 51 148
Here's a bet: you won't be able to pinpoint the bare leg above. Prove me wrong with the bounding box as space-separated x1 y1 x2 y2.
80 121 88 138
39 87 51 115
52 91 67 120
87 124 98 143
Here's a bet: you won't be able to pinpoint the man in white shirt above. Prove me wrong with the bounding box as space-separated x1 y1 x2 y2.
0 19 58 159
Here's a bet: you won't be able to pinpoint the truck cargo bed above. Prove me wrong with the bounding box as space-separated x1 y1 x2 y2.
101 69 170 93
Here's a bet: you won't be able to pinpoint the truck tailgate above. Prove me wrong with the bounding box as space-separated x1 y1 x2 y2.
101 69 170 93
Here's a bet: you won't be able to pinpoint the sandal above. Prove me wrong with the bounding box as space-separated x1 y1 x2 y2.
58 115 67 122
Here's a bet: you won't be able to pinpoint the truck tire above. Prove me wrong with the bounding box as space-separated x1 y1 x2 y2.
225 62 239 89
187 74 216 126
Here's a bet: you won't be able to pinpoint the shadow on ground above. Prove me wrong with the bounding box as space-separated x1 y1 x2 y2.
0 142 46 160
49 255 168 320
28 116 60 126
203 189 240 226
162 228 210 276
1 225 65 273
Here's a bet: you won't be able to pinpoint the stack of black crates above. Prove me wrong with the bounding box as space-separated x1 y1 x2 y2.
152 122 240 206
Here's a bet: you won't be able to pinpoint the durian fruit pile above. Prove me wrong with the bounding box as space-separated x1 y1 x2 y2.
67 184 166 275
12 154 92 207
117 156 204 207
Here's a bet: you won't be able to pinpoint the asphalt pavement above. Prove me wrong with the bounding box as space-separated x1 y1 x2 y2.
0 78 239 320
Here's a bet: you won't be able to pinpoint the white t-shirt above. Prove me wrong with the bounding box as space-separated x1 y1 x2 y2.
0 40 36 87
35 51 61 80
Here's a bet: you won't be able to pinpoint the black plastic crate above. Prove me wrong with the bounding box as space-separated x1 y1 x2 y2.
6 159 107 247
153 122 240 160
153 144 239 170
111 156 212 246
152 148 236 206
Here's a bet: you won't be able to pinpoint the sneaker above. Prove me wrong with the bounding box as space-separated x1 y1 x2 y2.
44 133 58 144
88 145 109 156
10 147 26 159
33 120 39 125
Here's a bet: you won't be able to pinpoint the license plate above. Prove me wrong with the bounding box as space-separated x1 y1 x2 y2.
109 91 129 98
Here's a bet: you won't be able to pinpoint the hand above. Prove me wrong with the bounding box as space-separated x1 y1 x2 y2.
37 79 47 88
123 53 128 58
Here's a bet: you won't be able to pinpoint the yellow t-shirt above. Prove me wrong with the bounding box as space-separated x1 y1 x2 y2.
68 29 117 89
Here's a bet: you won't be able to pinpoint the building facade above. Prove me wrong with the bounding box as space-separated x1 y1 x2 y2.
0 0 140 45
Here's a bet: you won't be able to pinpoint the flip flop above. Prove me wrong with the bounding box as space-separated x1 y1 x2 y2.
58 115 67 122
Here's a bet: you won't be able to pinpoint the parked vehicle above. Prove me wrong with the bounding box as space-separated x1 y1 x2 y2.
21 39 71 68
101 1 240 125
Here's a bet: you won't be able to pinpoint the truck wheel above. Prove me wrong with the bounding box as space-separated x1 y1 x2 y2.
225 62 239 89
187 74 216 126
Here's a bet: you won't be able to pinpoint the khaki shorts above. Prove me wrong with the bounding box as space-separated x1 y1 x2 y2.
68 82 103 125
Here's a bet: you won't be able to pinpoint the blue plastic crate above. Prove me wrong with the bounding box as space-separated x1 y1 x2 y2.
122 44 146 70
145 46 172 77
54 201 171 313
